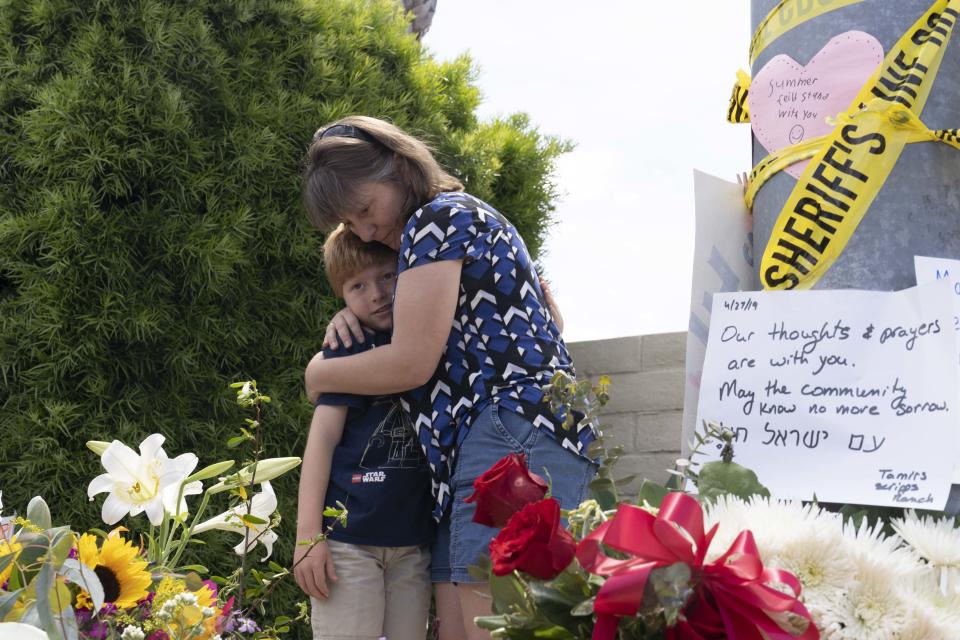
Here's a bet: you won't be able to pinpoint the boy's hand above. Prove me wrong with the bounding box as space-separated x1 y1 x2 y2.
323 307 365 349
293 539 339 600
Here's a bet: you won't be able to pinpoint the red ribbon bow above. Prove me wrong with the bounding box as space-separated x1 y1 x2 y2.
576 493 819 640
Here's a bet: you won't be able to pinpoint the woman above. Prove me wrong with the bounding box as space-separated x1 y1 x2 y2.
303 116 597 640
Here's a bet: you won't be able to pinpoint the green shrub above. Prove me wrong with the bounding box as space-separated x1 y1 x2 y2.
0 0 567 634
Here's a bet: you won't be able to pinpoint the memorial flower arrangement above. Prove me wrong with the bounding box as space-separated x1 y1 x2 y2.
471 374 960 640
0 381 338 640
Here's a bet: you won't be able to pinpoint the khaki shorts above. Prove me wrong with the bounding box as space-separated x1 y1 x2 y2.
310 540 431 640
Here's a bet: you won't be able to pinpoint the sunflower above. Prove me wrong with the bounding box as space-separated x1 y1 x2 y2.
0 535 23 586
75 532 152 609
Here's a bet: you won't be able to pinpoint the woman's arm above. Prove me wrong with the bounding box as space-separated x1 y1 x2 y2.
305 259 461 402
294 404 346 599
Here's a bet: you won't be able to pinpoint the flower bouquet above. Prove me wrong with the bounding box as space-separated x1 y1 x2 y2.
469 375 960 640
0 381 336 640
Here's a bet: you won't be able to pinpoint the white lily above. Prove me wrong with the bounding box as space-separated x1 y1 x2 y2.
87 434 198 526
192 481 278 560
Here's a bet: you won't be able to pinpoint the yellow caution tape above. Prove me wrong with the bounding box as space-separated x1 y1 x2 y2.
938 128 960 145
732 0 868 123
760 0 959 290
750 0 866 64
745 123 959 209
727 69 752 123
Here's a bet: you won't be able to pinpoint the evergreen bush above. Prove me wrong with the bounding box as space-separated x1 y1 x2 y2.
0 0 568 633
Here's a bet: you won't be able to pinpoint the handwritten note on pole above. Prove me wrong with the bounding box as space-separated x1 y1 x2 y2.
914 256 960 483
695 283 958 509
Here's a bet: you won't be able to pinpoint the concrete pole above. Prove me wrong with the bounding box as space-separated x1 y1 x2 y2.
750 0 960 512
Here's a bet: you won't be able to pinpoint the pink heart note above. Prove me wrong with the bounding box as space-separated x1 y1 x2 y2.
749 31 883 178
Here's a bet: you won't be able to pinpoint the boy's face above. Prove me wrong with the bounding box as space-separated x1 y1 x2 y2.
341 260 396 332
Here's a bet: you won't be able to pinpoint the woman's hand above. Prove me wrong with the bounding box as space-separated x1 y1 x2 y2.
323 307 365 349
293 538 338 599
539 276 564 334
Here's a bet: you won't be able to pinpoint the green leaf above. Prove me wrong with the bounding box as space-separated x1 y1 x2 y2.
60 559 104 611
26 497 52 531
532 625 576 640
15 532 50 575
588 478 613 492
614 474 638 487
474 614 509 631
489 571 528 615
0 551 18 577
527 582 579 627
178 565 208 574
646 562 693 625
34 562 61 640
226 436 247 449
48 527 75 565
696 460 770 503
0 588 24 620
636 480 670 509
239 513 268 526
570 597 596 617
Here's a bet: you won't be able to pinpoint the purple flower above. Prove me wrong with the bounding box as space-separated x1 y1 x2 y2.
236 617 260 634
75 608 92 625
87 620 109 639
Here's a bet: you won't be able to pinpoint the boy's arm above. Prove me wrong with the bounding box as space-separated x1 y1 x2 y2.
294 404 347 600
305 260 461 402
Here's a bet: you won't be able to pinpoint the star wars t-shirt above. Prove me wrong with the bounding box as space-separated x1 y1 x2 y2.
316 332 433 546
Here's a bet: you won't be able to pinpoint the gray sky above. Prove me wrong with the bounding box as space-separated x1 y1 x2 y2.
426 1 752 342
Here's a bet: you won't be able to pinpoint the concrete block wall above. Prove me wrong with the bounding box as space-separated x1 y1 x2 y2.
566 332 686 491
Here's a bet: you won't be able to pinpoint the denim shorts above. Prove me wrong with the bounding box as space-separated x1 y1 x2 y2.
430 403 597 583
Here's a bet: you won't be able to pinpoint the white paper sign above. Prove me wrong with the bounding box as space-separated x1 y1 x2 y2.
914 255 960 483
915 255 960 338
695 283 958 509
682 171 756 455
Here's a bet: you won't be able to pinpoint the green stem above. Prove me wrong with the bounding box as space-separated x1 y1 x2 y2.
236 400 264 611
148 525 158 564
168 489 213 570
159 481 189 566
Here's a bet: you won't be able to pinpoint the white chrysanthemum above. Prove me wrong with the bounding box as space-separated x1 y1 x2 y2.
817 556 908 640
892 511 960 569
843 517 928 581
767 528 855 625
703 495 835 562
898 573 960 639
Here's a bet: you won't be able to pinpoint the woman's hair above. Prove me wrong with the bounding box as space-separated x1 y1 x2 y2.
322 223 398 294
303 115 463 231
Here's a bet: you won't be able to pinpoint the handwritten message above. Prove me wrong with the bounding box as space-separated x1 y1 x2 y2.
696 283 958 509
749 31 882 178
915 255 960 483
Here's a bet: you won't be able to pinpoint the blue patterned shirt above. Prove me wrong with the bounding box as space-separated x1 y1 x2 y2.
398 192 596 521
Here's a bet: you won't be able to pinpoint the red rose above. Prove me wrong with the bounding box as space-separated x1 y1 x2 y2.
465 452 549 527
489 498 576 579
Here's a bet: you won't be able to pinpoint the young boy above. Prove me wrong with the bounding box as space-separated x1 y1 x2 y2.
294 225 433 640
